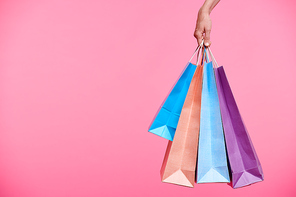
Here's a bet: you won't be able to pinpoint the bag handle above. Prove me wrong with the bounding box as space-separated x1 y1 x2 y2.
189 40 218 67
201 47 210 65
207 47 219 68
189 40 204 65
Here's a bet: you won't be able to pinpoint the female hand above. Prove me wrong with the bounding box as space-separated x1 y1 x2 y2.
194 9 212 47
194 0 220 47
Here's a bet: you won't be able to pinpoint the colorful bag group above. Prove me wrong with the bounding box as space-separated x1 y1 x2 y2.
148 45 264 188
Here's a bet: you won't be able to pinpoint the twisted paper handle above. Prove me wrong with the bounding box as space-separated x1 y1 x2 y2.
189 40 204 65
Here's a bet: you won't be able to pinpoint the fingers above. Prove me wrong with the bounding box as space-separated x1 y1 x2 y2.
194 27 212 47
204 28 211 47
194 30 203 46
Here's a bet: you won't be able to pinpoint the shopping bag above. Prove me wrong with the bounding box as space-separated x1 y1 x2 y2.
160 62 203 187
196 54 230 183
148 52 198 141
211 48 264 188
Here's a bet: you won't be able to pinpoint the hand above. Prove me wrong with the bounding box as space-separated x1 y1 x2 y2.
194 8 212 47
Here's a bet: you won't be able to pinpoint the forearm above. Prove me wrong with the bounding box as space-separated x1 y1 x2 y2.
199 0 220 14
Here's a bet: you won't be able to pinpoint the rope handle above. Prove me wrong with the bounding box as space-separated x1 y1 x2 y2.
207 47 219 68
189 40 204 65
189 40 219 68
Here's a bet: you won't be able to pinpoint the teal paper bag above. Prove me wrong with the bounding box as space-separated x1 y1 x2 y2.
197 61 230 183
148 62 197 141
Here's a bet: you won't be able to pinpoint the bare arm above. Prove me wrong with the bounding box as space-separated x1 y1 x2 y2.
194 0 220 46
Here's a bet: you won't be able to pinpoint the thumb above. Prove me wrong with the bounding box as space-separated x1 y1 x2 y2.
204 29 211 47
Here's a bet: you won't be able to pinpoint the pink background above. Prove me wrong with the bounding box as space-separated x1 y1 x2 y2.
0 0 295 196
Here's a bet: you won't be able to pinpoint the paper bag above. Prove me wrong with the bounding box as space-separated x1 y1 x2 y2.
215 66 264 188
148 63 197 141
197 61 230 183
160 65 203 187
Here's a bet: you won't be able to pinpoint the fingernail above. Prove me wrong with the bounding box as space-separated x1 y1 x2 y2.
205 42 209 46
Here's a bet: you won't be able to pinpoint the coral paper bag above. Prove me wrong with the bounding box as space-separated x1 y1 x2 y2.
148 63 196 141
197 61 230 183
214 65 264 188
160 64 203 187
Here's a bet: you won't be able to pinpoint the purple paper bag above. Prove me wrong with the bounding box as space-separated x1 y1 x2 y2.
215 66 264 188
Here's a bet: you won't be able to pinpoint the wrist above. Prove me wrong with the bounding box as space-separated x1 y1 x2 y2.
199 5 211 16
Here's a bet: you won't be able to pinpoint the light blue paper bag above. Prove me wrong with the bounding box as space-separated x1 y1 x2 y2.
148 62 197 141
197 60 230 183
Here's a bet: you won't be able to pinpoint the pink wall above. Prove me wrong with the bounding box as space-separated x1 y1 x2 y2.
0 0 295 196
